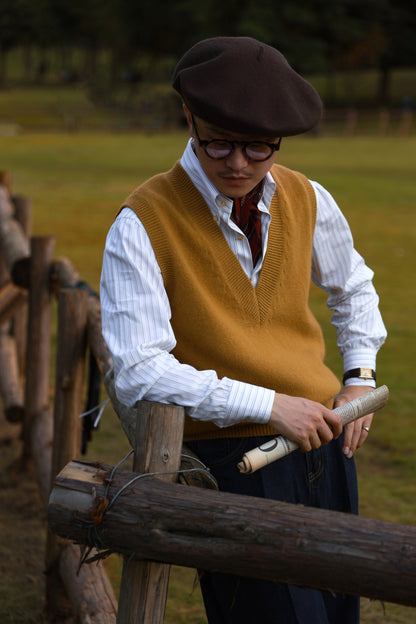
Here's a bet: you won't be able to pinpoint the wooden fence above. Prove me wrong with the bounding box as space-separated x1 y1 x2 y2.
1 172 416 623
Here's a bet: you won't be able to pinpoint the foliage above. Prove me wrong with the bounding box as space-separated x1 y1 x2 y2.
0 0 416 107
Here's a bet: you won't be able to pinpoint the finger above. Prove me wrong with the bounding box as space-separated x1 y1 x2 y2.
298 425 326 453
325 411 343 438
318 421 338 445
348 421 363 455
345 415 374 457
357 414 373 448
301 420 337 452
298 438 312 453
342 421 353 454
356 425 369 450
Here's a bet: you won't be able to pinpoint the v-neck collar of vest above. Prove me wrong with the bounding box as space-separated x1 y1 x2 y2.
176 163 285 323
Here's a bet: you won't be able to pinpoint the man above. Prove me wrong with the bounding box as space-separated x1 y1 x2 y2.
100 36 387 624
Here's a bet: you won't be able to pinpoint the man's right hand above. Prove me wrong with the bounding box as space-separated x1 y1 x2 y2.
268 393 342 453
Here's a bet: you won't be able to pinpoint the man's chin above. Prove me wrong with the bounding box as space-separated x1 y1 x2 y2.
217 178 254 198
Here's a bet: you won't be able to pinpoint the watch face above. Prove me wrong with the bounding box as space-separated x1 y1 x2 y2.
359 368 374 379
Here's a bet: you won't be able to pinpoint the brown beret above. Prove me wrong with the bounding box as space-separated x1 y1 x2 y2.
172 36 322 137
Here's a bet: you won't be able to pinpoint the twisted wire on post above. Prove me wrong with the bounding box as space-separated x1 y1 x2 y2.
74 449 215 567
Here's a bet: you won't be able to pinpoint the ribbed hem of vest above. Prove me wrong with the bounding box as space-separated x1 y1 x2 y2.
183 420 277 441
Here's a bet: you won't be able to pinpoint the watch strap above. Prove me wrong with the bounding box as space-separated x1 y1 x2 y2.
343 367 376 385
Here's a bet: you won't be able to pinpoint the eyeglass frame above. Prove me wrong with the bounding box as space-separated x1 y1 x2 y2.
190 114 282 162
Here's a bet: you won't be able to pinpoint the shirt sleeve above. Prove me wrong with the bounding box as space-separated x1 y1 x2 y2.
310 181 387 385
100 208 274 427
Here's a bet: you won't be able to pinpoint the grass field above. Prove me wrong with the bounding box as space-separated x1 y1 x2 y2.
1 125 416 623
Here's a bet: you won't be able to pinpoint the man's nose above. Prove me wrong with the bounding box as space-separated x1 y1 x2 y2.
225 146 249 169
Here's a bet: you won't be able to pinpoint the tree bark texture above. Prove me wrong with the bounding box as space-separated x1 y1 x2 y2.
11 193 31 374
49 459 416 608
46 287 118 624
116 400 184 624
59 544 117 624
0 184 30 272
50 288 88 485
23 236 55 464
0 282 27 325
0 320 24 422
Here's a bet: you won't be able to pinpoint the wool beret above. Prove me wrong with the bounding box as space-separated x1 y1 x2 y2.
172 36 322 137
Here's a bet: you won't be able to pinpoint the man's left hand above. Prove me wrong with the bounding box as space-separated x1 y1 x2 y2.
334 385 374 459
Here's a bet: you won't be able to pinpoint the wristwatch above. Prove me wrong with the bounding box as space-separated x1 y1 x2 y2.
342 367 376 385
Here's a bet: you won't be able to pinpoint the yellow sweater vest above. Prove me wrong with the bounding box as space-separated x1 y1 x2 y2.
123 162 340 440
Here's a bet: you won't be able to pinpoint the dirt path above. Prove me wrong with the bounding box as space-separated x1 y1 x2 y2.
0 417 48 623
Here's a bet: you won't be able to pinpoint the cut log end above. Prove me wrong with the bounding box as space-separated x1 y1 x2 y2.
11 256 30 289
4 404 25 423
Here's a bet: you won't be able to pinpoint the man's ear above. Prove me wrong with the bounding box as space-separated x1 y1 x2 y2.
183 105 193 137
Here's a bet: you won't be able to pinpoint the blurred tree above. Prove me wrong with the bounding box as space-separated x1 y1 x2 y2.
1 0 414 105
0 0 24 83
47 0 109 81
372 0 416 104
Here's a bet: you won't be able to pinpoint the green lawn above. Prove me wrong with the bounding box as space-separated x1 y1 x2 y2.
1 129 416 623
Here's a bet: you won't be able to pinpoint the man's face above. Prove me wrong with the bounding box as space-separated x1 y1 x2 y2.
184 107 280 198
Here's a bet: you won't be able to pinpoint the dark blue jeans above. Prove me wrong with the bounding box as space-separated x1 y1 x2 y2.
187 435 359 624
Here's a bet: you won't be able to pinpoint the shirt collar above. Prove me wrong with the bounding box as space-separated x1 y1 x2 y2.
180 138 276 218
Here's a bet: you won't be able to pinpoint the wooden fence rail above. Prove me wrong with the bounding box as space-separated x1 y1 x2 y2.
49 458 416 609
1 172 416 623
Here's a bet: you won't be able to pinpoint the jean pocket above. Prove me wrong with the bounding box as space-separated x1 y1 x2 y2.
307 447 325 483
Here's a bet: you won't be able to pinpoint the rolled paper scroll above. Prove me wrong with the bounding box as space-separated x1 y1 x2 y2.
237 384 389 474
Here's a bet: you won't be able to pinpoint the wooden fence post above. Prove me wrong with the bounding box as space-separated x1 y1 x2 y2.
46 287 117 624
116 401 185 624
23 236 55 475
50 288 88 487
0 182 117 621
11 193 32 375
46 287 88 620
0 320 25 422
0 176 29 424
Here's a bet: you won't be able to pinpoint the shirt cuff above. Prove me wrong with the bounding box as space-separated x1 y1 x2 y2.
343 348 378 387
224 380 275 427
343 378 376 388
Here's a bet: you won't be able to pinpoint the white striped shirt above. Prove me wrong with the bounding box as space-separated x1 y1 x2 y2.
100 139 387 428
